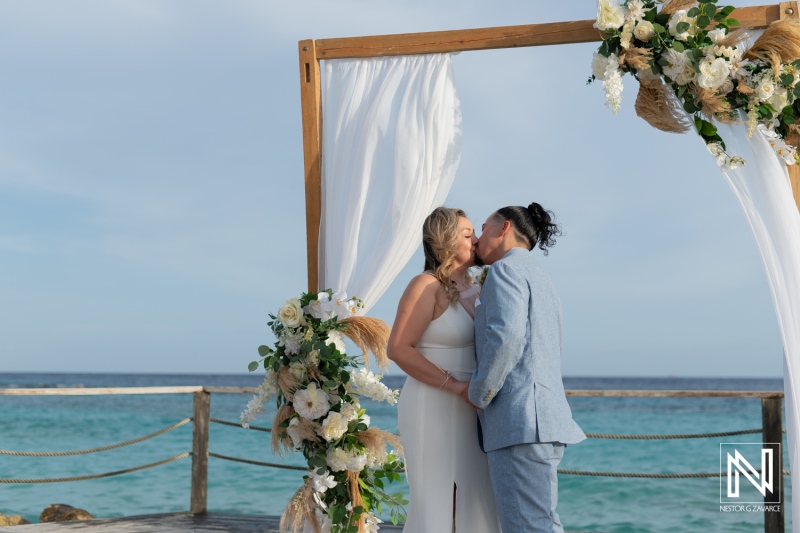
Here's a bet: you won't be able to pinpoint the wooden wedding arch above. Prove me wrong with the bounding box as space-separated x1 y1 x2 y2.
297 2 800 291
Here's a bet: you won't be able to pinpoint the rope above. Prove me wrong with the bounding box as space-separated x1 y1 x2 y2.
584 428 763 440
211 417 771 441
209 452 307 471
557 469 792 478
210 418 271 433
0 419 192 457
0 452 191 483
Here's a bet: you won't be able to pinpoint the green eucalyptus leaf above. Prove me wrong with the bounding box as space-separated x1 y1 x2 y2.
672 41 685 52
726 18 741 27
688 7 701 17
258 345 270 356
703 3 717 18
696 15 710 28
248 361 259 372
676 21 690 33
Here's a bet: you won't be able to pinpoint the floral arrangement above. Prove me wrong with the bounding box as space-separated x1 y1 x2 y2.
590 0 800 168
242 290 407 533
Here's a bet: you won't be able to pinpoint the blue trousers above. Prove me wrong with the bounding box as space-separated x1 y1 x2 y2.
486 442 566 533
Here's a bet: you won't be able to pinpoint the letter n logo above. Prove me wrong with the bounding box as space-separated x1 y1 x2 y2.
720 443 781 504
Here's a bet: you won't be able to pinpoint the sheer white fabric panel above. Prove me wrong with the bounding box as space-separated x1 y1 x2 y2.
320 54 462 312
712 122 800 527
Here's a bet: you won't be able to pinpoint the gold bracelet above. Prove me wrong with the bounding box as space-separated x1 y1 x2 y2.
440 372 452 390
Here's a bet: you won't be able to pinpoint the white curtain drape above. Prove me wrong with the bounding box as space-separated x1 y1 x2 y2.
319 54 462 312
711 121 800 527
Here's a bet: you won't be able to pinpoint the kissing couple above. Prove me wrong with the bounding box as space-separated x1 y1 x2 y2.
388 203 586 533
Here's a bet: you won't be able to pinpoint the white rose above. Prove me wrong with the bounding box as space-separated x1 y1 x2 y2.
288 361 307 382
325 447 349 472
293 383 331 420
697 57 731 90
345 450 368 472
756 76 776 102
768 86 789 111
668 10 697 41
708 28 727 45
318 411 349 442
633 20 655 42
595 0 626 31
278 298 303 328
340 400 361 422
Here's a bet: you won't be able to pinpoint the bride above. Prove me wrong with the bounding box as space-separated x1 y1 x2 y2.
388 207 502 533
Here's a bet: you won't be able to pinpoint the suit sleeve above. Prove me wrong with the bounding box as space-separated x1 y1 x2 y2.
468 260 529 409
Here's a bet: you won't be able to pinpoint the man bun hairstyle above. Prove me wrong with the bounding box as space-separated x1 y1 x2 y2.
494 202 562 255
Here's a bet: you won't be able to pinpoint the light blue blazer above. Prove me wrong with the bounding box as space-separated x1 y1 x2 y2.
469 247 585 452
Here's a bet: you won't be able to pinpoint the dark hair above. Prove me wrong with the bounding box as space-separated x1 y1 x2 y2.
494 202 562 255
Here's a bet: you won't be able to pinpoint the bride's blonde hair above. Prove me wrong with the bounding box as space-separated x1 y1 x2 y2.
422 207 470 306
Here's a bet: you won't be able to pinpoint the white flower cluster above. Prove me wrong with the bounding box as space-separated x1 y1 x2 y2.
326 446 369 472
760 123 799 165
592 52 623 114
347 368 400 405
707 142 745 170
240 370 278 429
304 291 363 321
294 382 331 420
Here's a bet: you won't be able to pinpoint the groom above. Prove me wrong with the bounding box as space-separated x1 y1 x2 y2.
462 205 585 533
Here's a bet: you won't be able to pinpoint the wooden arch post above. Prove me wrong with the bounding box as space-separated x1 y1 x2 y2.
298 3 800 293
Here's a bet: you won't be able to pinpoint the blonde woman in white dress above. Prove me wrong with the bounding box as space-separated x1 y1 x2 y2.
388 207 502 533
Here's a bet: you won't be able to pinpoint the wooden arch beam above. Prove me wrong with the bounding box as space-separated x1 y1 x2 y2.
299 3 800 292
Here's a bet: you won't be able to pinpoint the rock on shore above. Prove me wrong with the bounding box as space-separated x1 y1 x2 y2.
0 514 32 526
39 504 94 523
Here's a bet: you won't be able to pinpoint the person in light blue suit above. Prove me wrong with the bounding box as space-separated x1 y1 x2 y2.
463 202 586 533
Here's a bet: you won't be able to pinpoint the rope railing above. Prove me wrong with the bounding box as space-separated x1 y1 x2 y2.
209 452 307 471
0 452 191 484
210 417 771 441
210 417 271 432
0 418 192 457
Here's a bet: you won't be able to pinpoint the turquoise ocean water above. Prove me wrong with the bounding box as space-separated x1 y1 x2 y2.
0 373 792 532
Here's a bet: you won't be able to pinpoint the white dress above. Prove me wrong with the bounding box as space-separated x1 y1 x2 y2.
397 290 502 533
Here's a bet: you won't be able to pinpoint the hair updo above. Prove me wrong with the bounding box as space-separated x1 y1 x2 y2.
422 207 469 305
494 202 562 255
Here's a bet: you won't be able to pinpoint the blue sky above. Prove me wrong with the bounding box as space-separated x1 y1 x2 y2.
0 0 784 376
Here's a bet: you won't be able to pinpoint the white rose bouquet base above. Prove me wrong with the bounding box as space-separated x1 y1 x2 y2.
242 290 407 533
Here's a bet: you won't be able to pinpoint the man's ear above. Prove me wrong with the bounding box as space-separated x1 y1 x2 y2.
499 220 512 236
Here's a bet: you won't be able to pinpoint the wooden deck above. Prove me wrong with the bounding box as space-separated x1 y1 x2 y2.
0 513 402 532
0 513 602 532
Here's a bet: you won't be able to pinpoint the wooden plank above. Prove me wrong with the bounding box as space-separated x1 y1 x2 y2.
313 5 783 59
761 397 785 533
782 4 800 212
203 386 258 394
299 39 323 294
0 387 202 396
565 390 784 398
190 392 210 514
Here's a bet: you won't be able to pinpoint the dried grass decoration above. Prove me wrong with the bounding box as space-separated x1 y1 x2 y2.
590 0 800 167
241 289 406 533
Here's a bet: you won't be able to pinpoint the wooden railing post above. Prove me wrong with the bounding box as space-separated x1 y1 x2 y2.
191 390 210 514
761 396 784 533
